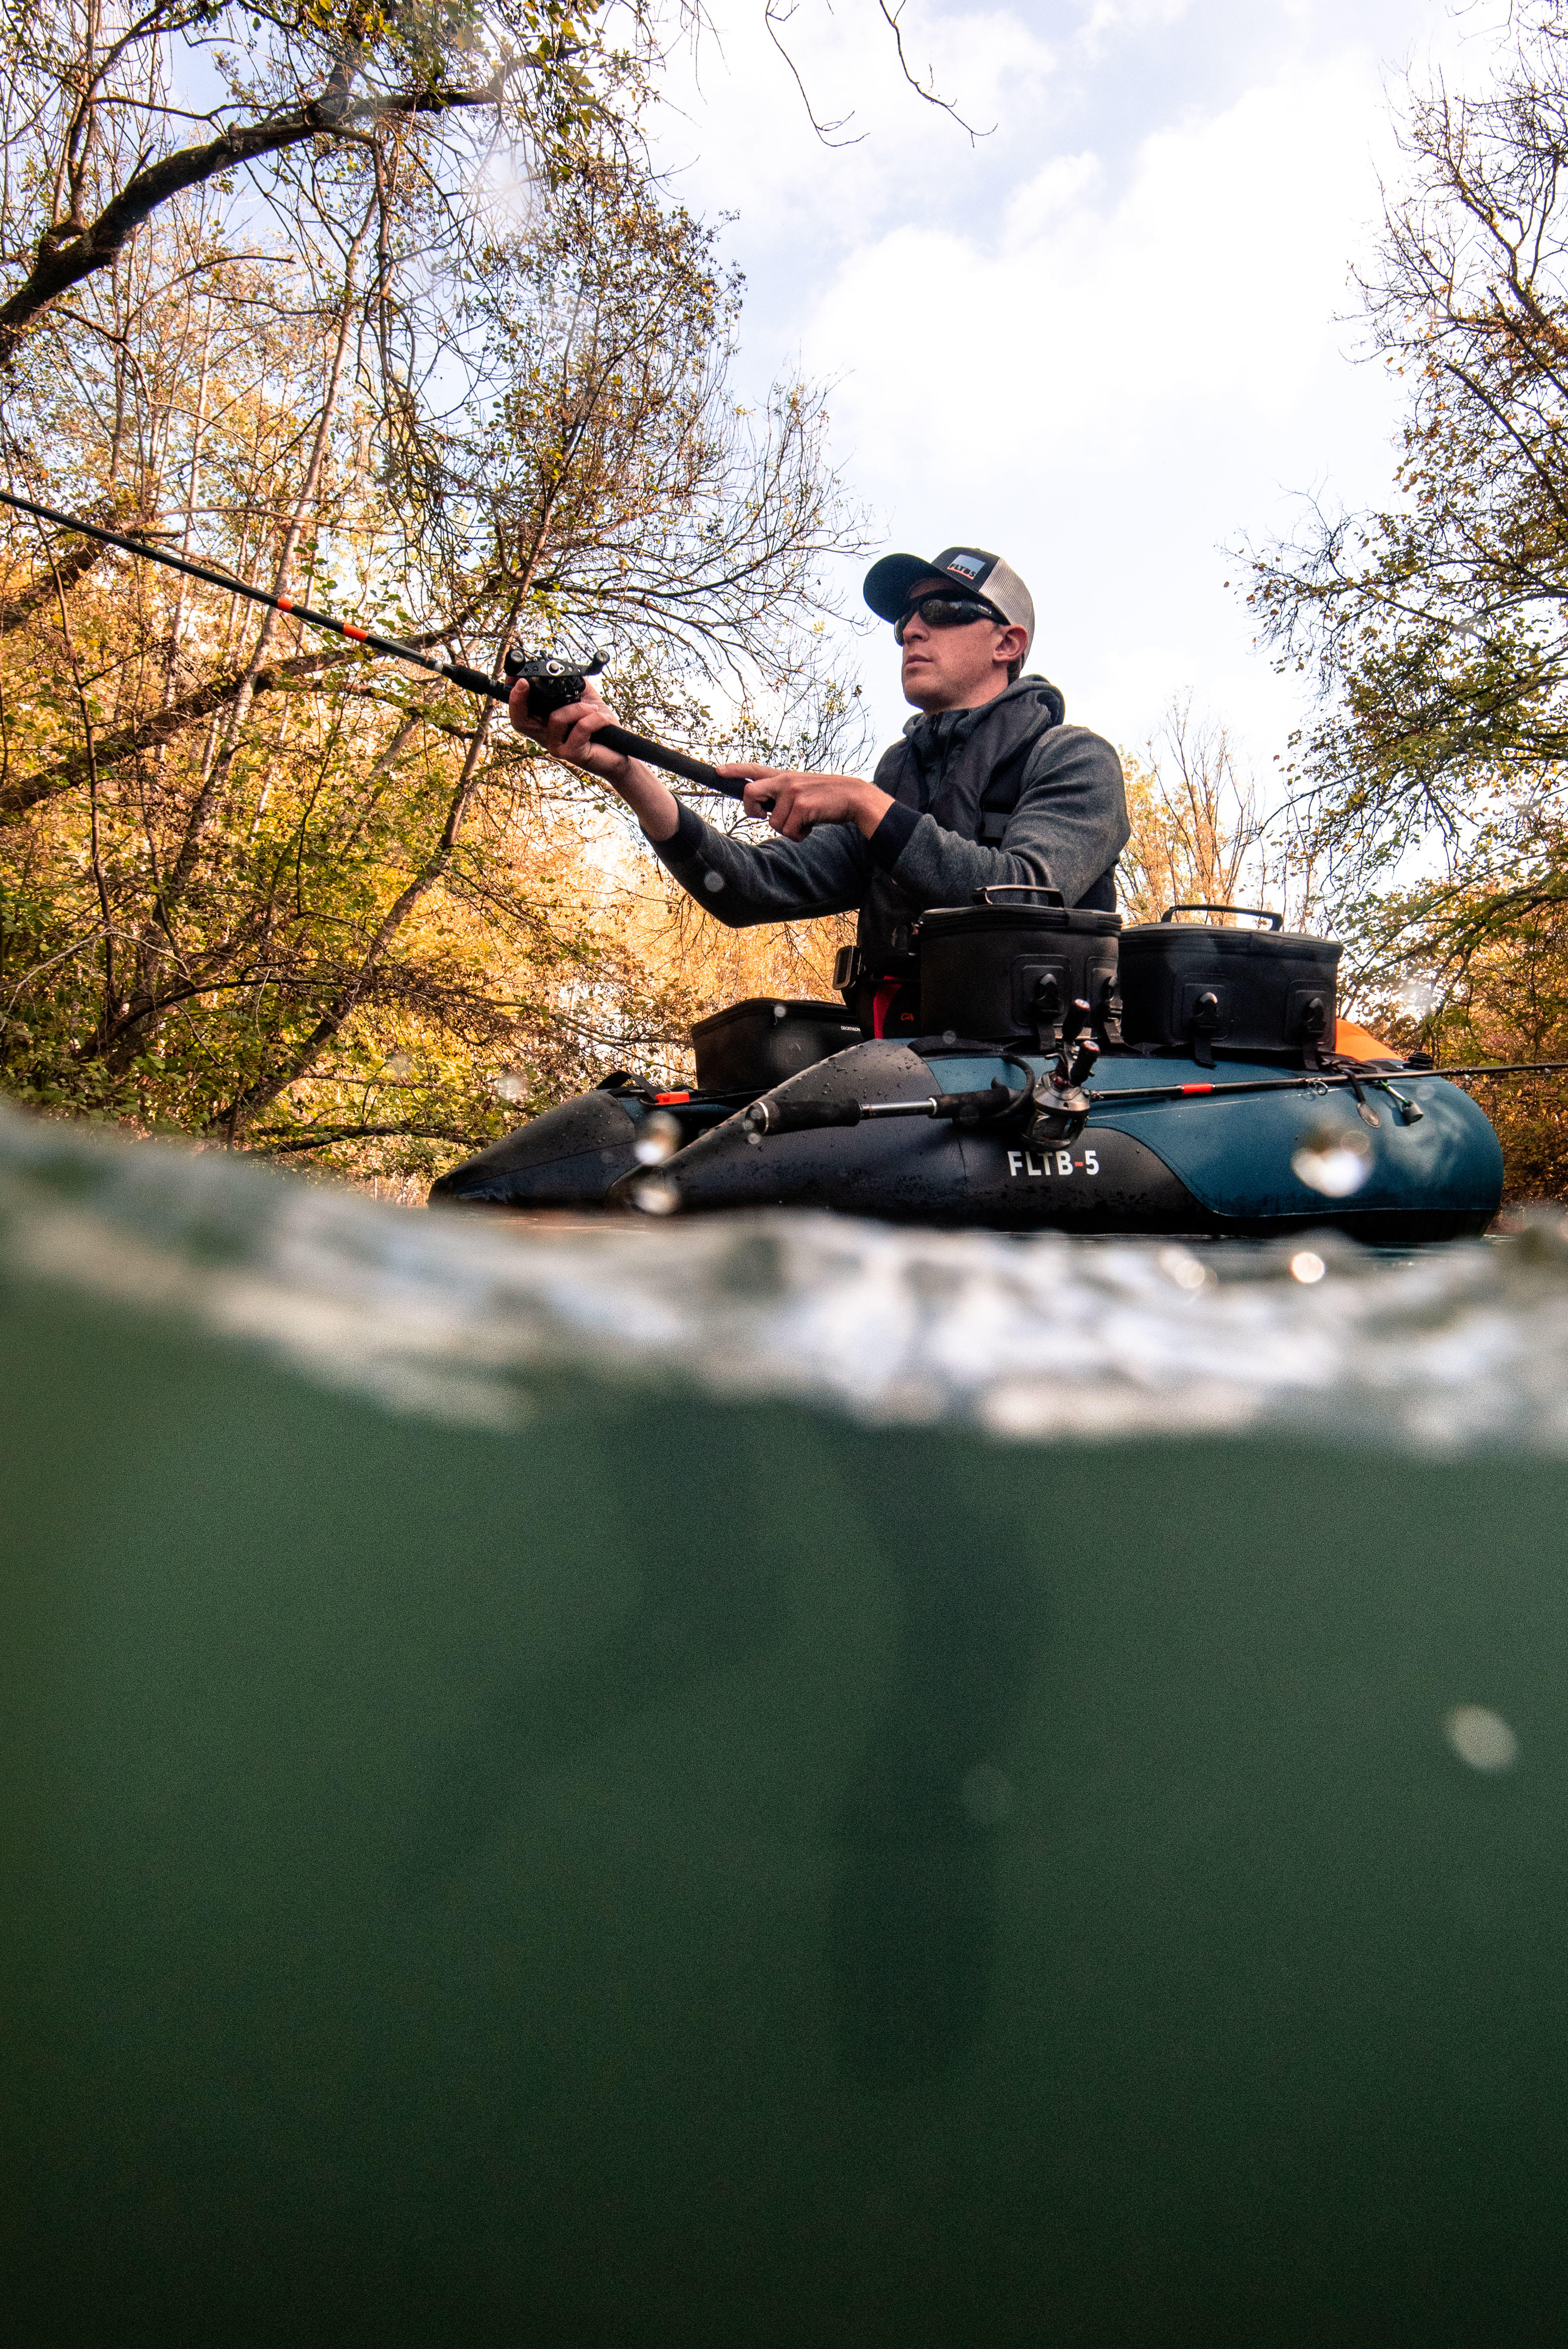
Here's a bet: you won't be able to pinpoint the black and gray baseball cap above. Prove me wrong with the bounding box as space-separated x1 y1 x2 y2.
863 545 1035 656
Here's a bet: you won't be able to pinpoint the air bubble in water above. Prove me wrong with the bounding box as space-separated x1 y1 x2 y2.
1290 1250 1327 1284
633 1110 682 1167
959 1764 1014 1825
1444 1705 1519 1772
1291 1124 1373 1197
632 1176 680 1216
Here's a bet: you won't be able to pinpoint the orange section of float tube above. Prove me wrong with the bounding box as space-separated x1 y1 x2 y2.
655 1091 690 1104
1336 1017 1397 1059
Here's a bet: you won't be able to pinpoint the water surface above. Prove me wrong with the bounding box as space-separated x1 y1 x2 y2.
1 1107 1564 2345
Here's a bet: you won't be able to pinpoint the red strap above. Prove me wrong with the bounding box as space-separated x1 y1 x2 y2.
872 982 900 1040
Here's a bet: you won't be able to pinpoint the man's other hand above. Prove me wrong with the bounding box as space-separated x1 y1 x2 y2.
717 765 894 841
508 677 632 786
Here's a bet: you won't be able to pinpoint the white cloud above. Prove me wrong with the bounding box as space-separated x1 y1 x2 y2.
654 0 1482 775
1072 0 1197 68
1001 151 1102 242
793 49 1408 761
661 0 1059 263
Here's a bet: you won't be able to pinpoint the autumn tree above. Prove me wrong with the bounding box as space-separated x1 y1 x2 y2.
0 62 865 1177
1238 7 1568 1192
0 0 631 374
1246 9 1568 881
1117 696 1304 928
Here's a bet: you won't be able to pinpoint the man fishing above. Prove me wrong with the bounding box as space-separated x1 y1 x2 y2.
510 544 1129 1036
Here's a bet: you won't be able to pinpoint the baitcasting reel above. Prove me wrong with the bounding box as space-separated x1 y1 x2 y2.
502 646 609 722
744 1055 1092 1143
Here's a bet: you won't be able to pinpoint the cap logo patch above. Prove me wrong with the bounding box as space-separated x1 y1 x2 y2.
945 552 986 581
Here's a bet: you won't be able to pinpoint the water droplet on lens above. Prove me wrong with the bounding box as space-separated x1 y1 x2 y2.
632 1175 680 1216
1444 1705 1519 1773
1159 1245 1207 1292
384 1051 413 1081
633 1110 681 1166
703 868 725 892
492 1070 528 1104
1394 974 1439 1020
1290 1250 1326 1283
1291 1123 1373 1197
959 1763 1014 1825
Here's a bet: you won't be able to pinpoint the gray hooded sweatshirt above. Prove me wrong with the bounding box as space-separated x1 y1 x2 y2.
649 673 1130 972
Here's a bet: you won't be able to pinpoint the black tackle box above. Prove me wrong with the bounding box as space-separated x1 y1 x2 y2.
917 887 1123 1045
690 997 862 1093
1117 904 1340 1064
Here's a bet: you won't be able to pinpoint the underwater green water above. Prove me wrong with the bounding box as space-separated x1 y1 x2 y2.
2 1108 1566 2345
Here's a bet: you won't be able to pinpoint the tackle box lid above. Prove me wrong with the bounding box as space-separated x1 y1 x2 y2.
690 997 855 1039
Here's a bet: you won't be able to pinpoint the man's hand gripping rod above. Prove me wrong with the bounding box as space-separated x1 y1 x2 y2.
499 648 733 792
0 488 740 799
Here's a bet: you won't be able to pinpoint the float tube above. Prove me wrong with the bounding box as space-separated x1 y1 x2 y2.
431 896 1503 1241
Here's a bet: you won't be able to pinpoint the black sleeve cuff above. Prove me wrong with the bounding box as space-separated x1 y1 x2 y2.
867 800 921 872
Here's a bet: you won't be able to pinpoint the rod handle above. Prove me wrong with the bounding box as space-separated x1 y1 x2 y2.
590 723 735 795
441 669 737 797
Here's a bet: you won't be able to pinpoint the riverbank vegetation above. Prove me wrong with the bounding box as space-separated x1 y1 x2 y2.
8 2 1568 1200
0 0 864 1183
1248 3 1568 1197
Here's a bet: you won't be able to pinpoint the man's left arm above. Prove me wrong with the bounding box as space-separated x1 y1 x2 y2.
868 726 1130 911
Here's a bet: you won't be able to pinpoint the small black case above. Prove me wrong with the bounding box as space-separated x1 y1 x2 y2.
690 997 861 1093
1117 905 1340 1065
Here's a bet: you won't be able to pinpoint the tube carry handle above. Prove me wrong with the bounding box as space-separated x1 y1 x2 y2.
1160 902 1284 931
971 884 1066 907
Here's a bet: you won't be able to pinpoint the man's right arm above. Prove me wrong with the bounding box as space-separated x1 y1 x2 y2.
508 678 872 926
508 678 682 840
647 799 870 931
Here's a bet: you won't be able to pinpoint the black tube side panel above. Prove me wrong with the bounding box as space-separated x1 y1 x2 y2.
606 1044 943 1218
430 1090 643 1207
433 1044 1500 1238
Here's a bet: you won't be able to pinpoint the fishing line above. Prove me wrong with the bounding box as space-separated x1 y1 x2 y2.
0 487 735 795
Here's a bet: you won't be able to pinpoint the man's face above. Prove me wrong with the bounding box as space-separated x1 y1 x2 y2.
897 576 1026 712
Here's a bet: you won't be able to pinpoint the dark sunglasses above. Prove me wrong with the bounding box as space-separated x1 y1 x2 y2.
894 594 1005 643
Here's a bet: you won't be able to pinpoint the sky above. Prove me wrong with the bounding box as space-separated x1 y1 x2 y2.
650 0 1506 782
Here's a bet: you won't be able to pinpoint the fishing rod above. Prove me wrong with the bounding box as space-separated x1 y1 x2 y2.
746 1055 1568 1143
849 1058 1568 1124
1076 1058 1568 1110
0 486 738 796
